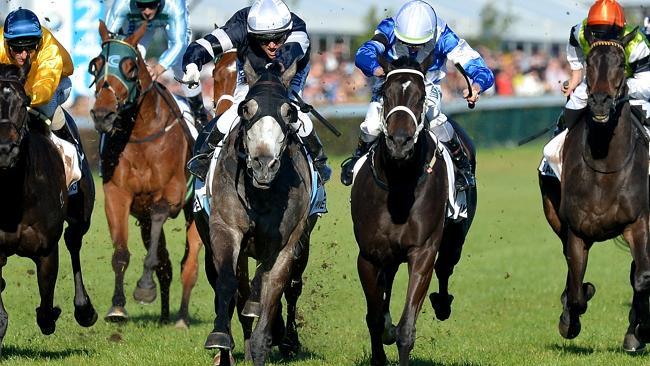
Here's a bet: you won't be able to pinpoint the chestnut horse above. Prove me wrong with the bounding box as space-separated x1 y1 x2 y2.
212 50 238 116
351 56 477 366
0 64 97 353
88 21 201 327
540 31 650 352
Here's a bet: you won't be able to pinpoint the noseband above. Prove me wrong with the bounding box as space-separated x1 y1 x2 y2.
587 40 630 114
381 69 427 144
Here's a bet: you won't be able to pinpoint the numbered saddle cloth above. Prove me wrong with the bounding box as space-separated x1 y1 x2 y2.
50 132 81 190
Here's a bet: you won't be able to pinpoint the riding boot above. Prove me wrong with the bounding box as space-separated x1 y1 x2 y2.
340 137 373 186
302 130 331 183
552 111 566 136
187 94 210 132
442 133 475 192
187 126 225 181
562 107 587 131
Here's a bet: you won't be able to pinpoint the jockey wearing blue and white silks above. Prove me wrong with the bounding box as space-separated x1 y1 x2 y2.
340 0 494 190
105 0 209 126
181 0 331 182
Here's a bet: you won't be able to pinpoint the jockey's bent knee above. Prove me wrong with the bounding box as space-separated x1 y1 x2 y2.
429 119 454 143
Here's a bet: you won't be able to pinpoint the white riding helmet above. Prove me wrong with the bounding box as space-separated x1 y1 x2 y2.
247 0 293 35
394 1 438 45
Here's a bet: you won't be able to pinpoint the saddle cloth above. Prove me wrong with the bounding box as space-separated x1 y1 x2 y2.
539 126 650 180
193 133 327 217
171 94 199 140
50 132 81 191
351 131 468 221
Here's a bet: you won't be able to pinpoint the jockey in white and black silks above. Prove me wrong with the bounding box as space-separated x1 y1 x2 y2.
106 0 210 127
558 0 650 132
340 0 494 191
181 0 331 183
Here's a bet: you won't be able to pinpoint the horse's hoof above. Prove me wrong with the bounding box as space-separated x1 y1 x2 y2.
583 282 596 302
74 302 98 327
133 285 157 304
381 323 396 345
635 323 650 343
624 332 646 354
558 311 581 339
241 301 261 318
104 306 129 323
213 351 236 366
429 292 454 321
175 318 189 330
205 332 234 350
36 306 61 335
279 334 301 358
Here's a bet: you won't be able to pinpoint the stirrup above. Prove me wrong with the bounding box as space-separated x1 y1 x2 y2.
340 156 359 186
187 153 212 181
454 171 475 192
315 162 332 184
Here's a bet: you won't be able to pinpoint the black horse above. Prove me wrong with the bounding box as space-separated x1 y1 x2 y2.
200 60 316 366
0 64 96 354
539 31 650 352
351 55 477 366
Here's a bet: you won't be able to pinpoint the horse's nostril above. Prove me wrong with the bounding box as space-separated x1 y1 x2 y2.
268 158 279 171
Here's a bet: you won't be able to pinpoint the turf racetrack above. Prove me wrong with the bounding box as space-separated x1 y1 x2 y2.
0 143 646 365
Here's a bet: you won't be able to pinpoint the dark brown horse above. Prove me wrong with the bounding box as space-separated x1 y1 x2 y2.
200 60 316 366
351 56 477 366
88 21 201 326
540 31 650 352
0 64 97 353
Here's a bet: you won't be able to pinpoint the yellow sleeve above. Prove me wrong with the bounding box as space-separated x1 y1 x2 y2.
28 41 64 107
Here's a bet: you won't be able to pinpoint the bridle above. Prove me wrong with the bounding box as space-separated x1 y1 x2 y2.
380 68 427 144
0 77 30 153
586 40 630 114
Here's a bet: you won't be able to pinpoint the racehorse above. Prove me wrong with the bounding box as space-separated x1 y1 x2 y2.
212 50 238 116
350 55 477 366
539 30 650 352
201 59 316 366
88 21 201 327
0 64 97 352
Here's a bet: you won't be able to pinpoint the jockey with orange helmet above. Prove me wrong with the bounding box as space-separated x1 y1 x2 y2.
560 0 650 130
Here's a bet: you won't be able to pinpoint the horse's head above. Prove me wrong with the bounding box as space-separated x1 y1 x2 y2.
0 64 30 168
585 30 637 124
89 20 149 133
239 59 298 189
378 54 434 160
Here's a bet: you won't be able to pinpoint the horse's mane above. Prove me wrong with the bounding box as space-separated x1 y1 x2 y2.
0 63 26 83
391 56 421 71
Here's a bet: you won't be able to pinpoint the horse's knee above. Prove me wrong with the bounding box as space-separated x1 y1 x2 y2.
112 248 130 271
395 324 416 352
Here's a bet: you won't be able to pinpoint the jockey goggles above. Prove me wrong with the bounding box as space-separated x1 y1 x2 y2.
6 37 40 54
252 31 289 45
135 1 160 10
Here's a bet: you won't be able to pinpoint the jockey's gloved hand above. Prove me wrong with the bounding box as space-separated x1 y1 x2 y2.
182 63 201 88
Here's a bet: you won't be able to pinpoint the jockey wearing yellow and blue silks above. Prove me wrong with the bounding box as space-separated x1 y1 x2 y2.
106 0 209 127
0 8 73 120
341 0 494 190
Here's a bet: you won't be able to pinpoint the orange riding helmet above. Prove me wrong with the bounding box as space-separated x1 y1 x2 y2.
587 0 625 28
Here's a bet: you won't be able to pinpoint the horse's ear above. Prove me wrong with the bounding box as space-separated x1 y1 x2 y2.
99 20 109 42
419 52 435 74
620 27 638 47
378 55 392 74
280 60 298 88
243 58 260 86
126 21 147 46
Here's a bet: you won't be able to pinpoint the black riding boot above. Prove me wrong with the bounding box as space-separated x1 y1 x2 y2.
187 94 210 132
187 127 225 181
303 131 331 183
443 133 475 192
340 138 373 186
559 107 587 132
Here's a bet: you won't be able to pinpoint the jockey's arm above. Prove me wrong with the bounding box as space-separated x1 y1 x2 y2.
564 24 585 95
276 16 310 71
626 34 650 101
105 0 130 35
442 26 494 94
355 18 393 77
29 42 65 107
158 0 188 70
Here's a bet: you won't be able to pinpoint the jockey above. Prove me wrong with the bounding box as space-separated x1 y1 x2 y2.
559 0 650 132
106 0 210 128
340 0 494 190
181 0 331 183
0 8 77 143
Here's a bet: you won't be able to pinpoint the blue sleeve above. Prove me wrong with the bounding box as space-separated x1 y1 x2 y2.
355 18 395 77
437 25 494 92
158 0 189 69
276 14 310 71
105 0 131 34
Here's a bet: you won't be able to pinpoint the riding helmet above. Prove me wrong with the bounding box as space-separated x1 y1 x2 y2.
394 0 438 45
247 0 292 40
3 8 42 48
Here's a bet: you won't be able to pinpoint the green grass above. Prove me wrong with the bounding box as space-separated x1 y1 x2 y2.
0 143 647 365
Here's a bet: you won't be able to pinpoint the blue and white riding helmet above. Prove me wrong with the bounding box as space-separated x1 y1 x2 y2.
394 0 438 45
247 0 292 40
4 8 42 48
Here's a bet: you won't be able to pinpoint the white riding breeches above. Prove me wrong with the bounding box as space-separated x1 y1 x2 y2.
567 80 650 117
361 83 454 143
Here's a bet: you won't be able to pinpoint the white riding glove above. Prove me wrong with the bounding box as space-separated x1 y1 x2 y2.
182 63 200 88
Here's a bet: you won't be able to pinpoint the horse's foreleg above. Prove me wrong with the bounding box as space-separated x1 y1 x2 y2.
280 238 310 358
358 253 388 366
176 221 202 329
430 230 463 321
134 200 170 304
396 248 436 366
235 254 254 361
0 258 8 356
154 230 172 323
104 186 132 322
242 263 263 318
63 222 97 327
34 246 61 335
250 251 294 366
559 231 593 339
623 219 650 345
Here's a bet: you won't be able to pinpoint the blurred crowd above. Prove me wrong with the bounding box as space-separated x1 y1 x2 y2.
152 43 572 108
